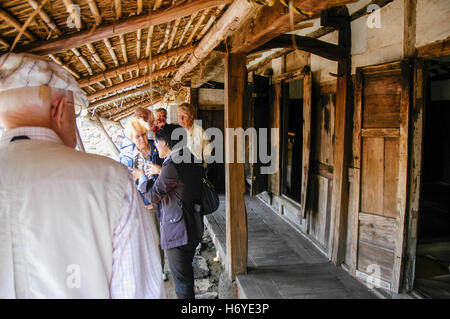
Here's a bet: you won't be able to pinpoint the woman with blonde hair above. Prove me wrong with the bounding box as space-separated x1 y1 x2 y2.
120 117 167 281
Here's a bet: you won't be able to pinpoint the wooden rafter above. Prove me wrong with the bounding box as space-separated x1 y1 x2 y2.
112 99 162 121
100 94 160 118
119 34 128 63
0 7 36 41
21 0 232 55
250 34 347 61
86 0 102 26
229 0 360 54
78 45 194 87
71 47 93 75
103 38 119 66
168 18 181 50
88 83 158 110
157 22 172 53
114 0 122 20
88 72 172 101
178 11 197 47
196 5 225 41
27 0 62 36
186 9 209 44
86 42 106 71
171 0 255 85
48 54 80 79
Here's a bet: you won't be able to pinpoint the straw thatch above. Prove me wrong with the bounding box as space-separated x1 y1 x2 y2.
0 0 229 120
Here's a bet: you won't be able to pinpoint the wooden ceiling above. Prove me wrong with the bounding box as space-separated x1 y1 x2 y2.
0 0 357 121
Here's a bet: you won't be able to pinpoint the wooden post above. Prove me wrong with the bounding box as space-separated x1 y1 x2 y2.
94 114 120 157
403 0 417 58
326 8 352 265
75 123 85 152
224 53 248 280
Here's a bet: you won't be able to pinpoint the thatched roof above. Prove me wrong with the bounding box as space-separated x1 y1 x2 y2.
0 0 231 120
0 0 357 121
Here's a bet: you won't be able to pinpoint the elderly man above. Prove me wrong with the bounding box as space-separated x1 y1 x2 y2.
0 53 165 299
134 106 156 136
154 107 167 130
177 102 212 164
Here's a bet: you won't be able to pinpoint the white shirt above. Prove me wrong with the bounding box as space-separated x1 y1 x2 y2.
186 122 212 164
0 127 165 299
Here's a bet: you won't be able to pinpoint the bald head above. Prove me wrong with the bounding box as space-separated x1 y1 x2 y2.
0 86 77 148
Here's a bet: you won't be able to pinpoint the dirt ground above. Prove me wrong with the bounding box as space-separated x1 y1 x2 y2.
163 228 223 299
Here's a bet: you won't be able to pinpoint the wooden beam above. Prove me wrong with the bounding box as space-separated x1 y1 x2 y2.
306 0 393 39
168 18 181 50
178 12 197 47
0 7 36 41
48 54 80 79
88 83 156 110
196 5 225 41
327 6 352 266
224 53 248 281
157 22 172 53
111 99 161 121
114 0 122 20
403 0 416 57
229 0 309 54
186 9 209 44
103 38 118 66
171 0 255 85
88 73 171 101
27 0 62 36
250 34 347 61
247 48 293 72
100 94 160 118
230 0 357 55
119 34 128 63
71 48 93 75
86 42 106 71
79 46 193 87
93 114 120 156
417 37 450 59
86 0 102 25
21 0 232 55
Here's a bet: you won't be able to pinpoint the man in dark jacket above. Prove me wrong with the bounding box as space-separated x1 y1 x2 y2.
139 124 204 299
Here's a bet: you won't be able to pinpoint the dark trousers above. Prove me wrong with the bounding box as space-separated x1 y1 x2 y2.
166 241 198 299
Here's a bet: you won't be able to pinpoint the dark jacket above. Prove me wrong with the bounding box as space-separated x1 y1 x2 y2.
140 147 204 250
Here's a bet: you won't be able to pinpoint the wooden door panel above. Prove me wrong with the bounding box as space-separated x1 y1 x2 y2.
361 137 385 215
353 60 410 293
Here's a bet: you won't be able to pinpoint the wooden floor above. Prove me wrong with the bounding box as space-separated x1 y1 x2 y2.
205 195 377 299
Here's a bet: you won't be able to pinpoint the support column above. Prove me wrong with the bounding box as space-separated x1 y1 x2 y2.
324 7 352 265
224 53 248 281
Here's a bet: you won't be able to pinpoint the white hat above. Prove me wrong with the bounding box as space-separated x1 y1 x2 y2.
0 53 88 109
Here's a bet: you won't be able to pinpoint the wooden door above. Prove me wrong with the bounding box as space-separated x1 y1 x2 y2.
352 60 411 293
249 74 270 196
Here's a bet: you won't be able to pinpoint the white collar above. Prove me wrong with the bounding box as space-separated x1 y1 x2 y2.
0 126 63 147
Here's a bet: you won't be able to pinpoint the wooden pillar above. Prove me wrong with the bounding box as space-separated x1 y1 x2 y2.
326 8 352 265
94 114 120 157
75 123 86 152
224 53 248 280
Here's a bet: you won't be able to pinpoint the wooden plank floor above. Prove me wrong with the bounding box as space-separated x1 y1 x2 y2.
205 195 377 299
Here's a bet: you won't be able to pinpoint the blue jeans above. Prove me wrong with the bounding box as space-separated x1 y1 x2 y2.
165 241 198 299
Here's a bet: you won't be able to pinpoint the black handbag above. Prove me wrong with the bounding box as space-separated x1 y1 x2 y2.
200 170 220 216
